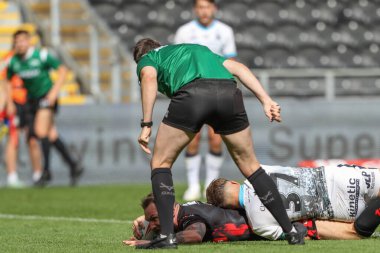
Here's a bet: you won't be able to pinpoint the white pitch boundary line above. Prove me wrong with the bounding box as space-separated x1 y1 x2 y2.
0 213 133 224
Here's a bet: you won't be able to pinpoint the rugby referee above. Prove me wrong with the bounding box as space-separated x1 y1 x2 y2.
134 38 305 249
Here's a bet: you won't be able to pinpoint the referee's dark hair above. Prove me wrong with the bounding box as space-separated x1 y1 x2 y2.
13 29 30 40
193 0 216 5
133 38 161 63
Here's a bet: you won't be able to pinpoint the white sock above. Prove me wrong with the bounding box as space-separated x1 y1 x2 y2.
7 172 19 184
205 152 224 188
33 171 43 182
185 154 202 190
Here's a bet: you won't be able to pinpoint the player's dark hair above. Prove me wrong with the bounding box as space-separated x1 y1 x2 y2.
13 29 30 40
193 0 216 6
206 178 228 207
133 38 161 63
141 193 155 209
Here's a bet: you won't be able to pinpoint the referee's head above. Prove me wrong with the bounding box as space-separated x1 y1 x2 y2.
133 38 161 63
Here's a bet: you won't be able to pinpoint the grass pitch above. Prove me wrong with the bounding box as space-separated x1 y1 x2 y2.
0 184 378 253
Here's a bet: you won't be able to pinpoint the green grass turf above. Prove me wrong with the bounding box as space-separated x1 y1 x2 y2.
0 184 378 253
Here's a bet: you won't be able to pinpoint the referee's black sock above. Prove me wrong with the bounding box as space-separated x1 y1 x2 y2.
52 137 76 169
354 198 380 237
151 168 175 236
247 167 293 233
41 137 51 172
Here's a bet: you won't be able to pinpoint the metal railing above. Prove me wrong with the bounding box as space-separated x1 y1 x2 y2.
254 68 380 101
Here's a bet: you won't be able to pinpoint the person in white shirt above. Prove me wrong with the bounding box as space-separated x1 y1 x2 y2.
207 164 380 240
174 0 237 202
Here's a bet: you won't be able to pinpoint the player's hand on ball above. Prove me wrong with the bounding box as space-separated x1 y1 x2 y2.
138 126 152 154
263 100 282 123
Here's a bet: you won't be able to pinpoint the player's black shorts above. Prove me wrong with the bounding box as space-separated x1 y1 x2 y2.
162 78 250 135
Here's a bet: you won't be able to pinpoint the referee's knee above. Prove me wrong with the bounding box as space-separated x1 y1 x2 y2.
151 159 174 169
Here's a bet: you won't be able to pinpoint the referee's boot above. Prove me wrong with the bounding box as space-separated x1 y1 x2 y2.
34 169 52 187
70 163 84 186
136 233 177 249
285 222 307 245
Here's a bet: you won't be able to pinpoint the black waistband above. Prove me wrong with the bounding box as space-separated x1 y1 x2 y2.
180 78 237 91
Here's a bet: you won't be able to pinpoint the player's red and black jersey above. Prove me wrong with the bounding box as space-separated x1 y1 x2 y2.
176 201 265 242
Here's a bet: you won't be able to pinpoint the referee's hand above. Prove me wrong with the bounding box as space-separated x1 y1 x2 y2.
264 101 282 123
138 126 152 154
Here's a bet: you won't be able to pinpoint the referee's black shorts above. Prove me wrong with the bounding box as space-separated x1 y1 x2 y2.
162 78 250 135
28 94 59 116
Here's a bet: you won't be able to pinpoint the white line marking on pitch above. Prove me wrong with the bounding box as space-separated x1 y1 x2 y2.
0 213 132 224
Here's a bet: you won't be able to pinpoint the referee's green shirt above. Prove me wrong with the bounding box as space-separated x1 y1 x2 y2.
136 44 235 98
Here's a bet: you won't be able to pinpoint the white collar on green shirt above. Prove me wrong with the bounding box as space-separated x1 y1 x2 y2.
23 47 35 60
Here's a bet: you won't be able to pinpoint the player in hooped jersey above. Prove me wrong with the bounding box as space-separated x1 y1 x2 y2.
174 0 237 201
207 164 380 240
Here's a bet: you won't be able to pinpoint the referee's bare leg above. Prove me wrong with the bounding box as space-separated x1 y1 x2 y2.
150 123 195 241
222 126 305 244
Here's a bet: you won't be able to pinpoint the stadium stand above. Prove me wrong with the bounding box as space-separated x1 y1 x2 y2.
0 0 86 105
13 0 134 103
87 0 380 98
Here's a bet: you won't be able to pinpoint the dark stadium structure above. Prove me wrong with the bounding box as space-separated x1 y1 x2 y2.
89 0 380 97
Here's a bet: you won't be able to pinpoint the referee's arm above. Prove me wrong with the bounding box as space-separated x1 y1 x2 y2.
223 59 281 122
140 66 158 123
223 59 270 104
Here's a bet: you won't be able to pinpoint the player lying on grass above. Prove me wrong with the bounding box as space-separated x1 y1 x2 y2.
124 193 302 246
206 164 380 240
123 190 375 247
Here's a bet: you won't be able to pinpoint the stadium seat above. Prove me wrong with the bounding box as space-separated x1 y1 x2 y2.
88 0 124 7
93 4 118 22
294 46 327 68
246 2 283 27
262 47 292 68
370 26 380 43
310 4 341 25
335 77 380 96
235 25 270 50
331 21 369 48
148 4 186 28
273 24 304 49
343 1 378 25
121 3 151 28
269 77 325 97
218 2 248 28
115 25 139 49
277 2 314 27
140 26 174 45
358 46 380 68
87 0 380 73
236 47 261 68
298 22 335 48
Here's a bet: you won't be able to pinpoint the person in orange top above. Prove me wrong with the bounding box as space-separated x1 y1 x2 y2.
0 50 42 187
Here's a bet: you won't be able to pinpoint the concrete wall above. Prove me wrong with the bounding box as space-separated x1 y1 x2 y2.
1 98 379 186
